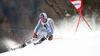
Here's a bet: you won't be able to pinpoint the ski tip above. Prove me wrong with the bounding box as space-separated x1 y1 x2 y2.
33 43 37 45
11 48 15 51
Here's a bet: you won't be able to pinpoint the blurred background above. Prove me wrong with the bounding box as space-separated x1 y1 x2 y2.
0 0 100 53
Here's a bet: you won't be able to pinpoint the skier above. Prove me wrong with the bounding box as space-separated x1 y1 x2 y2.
20 12 54 48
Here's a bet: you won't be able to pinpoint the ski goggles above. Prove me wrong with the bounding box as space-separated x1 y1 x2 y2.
41 18 45 20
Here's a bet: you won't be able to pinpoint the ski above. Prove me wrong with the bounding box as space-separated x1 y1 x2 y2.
33 42 40 45
11 47 20 51
33 43 38 45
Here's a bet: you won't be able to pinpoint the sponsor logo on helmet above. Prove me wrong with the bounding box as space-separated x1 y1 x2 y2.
40 14 44 18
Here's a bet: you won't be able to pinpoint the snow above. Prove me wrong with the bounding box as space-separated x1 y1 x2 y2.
0 15 100 56
0 34 100 56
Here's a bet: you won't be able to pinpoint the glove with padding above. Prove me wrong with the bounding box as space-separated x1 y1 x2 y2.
48 35 53 41
33 33 37 38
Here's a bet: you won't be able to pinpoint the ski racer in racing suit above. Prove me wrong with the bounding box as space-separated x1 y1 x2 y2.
21 12 54 47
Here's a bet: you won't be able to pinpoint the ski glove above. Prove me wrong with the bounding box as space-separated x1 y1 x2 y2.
48 35 53 41
33 33 37 38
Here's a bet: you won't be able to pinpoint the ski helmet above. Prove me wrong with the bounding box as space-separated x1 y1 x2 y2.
39 13 47 20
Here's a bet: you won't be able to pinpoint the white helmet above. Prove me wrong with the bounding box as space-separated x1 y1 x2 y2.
39 13 47 19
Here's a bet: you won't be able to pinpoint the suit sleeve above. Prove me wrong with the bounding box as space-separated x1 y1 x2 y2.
34 19 42 33
49 20 54 35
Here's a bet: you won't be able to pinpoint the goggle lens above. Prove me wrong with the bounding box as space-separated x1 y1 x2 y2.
41 18 45 20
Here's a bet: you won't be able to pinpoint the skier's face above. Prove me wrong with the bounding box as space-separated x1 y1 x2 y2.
41 18 46 23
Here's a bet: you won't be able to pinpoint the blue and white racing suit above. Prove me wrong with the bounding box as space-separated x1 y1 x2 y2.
25 18 54 45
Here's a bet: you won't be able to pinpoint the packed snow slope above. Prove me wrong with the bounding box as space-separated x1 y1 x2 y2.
0 15 100 56
0 33 100 56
